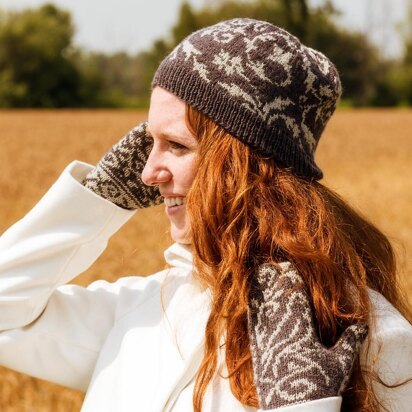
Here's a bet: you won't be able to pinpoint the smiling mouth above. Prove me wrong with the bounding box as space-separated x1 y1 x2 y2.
164 197 185 207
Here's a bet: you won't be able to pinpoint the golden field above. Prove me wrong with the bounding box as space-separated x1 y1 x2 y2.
0 109 411 410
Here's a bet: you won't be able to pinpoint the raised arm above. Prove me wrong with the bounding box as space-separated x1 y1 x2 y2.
0 121 161 389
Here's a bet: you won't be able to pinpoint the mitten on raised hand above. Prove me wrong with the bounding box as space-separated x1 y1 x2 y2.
83 121 162 210
247 262 368 410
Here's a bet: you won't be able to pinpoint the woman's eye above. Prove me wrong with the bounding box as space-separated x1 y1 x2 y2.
169 141 187 151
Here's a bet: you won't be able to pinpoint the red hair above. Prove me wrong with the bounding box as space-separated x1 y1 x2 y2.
184 105 412 411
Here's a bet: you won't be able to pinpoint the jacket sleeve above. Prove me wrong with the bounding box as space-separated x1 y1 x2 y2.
371 326 412 411
0 161 135 390
361 290 412 411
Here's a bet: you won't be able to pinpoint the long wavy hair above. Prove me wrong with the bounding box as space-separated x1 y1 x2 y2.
183 104 412 411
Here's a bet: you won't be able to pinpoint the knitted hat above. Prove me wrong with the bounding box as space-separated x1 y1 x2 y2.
152 18 341 180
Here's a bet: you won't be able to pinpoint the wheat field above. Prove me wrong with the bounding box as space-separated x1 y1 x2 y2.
0 109 411 411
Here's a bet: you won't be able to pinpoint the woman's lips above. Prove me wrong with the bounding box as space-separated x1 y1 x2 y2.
165 203 185 216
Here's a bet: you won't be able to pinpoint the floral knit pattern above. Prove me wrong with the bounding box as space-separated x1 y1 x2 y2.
247 262 368 410
82 121 162 210
153 18 342 180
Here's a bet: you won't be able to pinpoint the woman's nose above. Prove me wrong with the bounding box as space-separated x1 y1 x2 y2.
141 152 172 186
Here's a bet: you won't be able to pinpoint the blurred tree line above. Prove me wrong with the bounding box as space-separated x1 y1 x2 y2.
0 4 102 107
0 0 411 108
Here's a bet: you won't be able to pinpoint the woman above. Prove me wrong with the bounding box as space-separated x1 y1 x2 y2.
0 18 411 411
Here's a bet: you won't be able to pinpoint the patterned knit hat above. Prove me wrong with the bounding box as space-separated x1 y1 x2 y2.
152 18 341 180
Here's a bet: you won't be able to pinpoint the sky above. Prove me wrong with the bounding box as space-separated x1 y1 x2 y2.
0 0 408 58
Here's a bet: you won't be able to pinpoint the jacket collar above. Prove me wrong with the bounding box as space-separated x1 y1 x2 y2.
163 242 193 270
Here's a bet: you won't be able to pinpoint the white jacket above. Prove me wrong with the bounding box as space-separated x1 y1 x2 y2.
0 161 411 412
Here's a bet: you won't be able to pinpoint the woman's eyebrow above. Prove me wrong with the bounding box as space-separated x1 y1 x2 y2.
146 127 193 143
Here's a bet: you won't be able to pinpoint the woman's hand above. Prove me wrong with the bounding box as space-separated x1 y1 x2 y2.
83 121 162 210
247 263 368 410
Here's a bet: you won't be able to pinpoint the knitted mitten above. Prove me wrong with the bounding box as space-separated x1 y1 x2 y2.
83 121 162 210
247 262 368 410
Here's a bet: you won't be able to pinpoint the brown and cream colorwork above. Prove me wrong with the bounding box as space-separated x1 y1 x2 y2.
247 262 368 410
152 18 342 180
82 122 162 210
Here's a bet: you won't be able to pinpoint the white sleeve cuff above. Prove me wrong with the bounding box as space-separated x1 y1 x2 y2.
259 397 342 412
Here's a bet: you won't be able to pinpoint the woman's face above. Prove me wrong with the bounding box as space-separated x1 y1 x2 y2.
142 87 198 245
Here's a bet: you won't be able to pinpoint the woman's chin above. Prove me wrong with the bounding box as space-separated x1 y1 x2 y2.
170 225 192 245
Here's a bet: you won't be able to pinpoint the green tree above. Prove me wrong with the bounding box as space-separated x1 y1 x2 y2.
400 0 412 104
281 0 309 41
370 0 412 106
77 50 159 107
0 4 101 107
172 2 199 44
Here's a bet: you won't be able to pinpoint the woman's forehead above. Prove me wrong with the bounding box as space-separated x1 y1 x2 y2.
149 87 185 115
148 87 196 142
